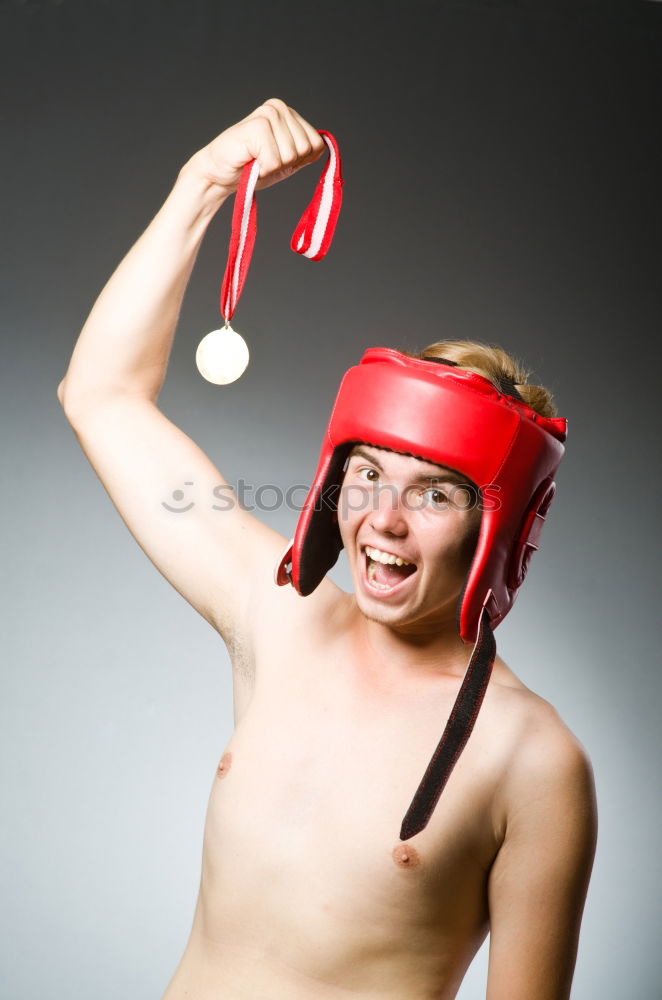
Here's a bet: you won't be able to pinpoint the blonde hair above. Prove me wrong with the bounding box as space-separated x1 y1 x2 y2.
405 339 558 418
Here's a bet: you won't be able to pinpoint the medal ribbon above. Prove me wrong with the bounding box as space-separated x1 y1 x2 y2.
220 130 343 323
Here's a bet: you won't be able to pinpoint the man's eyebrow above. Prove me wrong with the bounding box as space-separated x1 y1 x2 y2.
349 447 386 470
348 447 468 484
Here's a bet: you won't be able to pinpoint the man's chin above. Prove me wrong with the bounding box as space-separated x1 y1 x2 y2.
358 603 408 626
351 575 459 636
352 583 418 627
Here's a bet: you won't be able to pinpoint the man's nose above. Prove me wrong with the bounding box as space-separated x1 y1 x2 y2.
369 483 408 535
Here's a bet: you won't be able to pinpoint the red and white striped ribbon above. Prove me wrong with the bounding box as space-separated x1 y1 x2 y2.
220 130 343 323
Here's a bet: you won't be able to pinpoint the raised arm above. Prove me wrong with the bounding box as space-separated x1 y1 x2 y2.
57 101 338 683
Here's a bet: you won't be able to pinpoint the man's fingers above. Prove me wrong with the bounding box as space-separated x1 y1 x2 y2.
238 100 299 167
262 98 319 164
255 102 299 163
268 99 327 167
251 99 326 168
286 105 327 164
236 115 284 176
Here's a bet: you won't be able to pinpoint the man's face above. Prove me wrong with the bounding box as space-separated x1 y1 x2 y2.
337 445 481 634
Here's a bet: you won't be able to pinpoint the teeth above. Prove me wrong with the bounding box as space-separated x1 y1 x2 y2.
365 545 412 567
367 559 390 589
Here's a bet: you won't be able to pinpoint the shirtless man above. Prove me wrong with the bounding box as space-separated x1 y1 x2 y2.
57 99 598 999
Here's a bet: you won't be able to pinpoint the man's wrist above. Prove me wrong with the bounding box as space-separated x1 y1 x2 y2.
175 152 232 221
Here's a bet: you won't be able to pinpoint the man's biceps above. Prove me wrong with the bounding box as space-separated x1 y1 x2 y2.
485 750 598 996
493 749 597 887
486 843 581 1000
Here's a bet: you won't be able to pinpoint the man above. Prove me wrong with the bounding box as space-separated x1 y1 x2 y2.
57 99 598 999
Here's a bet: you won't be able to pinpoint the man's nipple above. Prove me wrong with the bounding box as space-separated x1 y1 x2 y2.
217 751 233 779
392 842 421 869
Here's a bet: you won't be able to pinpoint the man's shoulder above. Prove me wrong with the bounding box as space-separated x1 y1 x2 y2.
489 658 586 746
484 659 559 736
500 689 594 819
496 675 590 769
487 675 594 837
234 563 352 675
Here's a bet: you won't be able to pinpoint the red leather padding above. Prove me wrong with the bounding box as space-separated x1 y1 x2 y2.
276 347 567 644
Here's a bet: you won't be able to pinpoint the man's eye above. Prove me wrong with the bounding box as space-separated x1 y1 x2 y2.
358 467 379 482
424 488 448 506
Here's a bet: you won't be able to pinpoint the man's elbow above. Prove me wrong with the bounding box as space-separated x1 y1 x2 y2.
57 378 67 408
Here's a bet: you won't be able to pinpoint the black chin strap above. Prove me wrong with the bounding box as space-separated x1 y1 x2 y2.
399 609 496 840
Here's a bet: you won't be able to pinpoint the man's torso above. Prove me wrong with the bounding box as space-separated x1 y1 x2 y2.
161 581 555 1000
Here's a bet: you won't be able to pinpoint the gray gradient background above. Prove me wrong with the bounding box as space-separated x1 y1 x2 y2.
2 1 661 997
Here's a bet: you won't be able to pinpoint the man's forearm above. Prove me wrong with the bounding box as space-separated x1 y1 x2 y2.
59 154 229 412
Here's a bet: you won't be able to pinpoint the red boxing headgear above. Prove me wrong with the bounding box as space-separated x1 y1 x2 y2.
276 347 567 644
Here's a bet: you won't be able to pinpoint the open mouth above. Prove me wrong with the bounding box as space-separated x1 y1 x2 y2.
361 544 418 597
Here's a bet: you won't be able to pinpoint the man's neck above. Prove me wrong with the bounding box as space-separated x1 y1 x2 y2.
350 602 473 684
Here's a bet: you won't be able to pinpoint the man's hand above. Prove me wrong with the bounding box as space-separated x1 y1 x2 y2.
183 97 327 199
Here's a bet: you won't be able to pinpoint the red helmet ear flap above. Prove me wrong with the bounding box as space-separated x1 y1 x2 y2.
507 478 557 591
295 442 354 595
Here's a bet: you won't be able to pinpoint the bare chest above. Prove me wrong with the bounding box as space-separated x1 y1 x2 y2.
196 638 516 986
